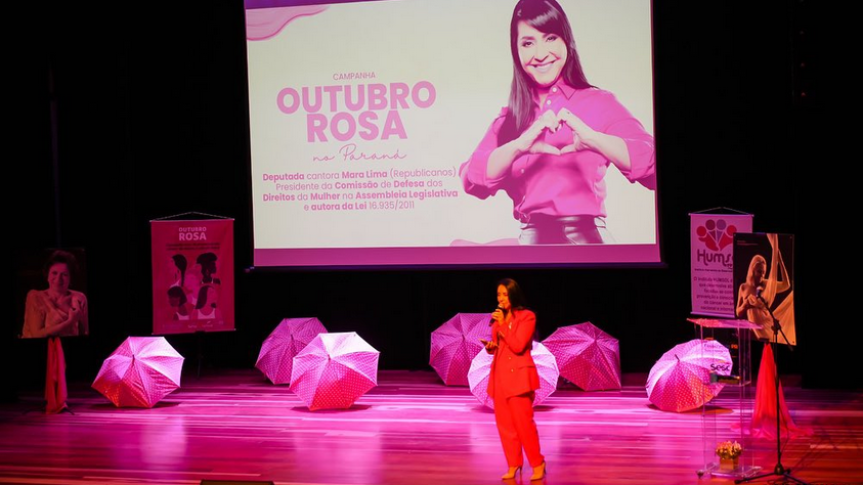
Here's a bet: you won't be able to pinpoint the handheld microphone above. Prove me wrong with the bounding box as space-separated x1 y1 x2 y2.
489 306 502 325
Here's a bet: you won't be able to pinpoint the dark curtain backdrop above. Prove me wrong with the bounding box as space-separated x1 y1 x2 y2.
7 0 848 401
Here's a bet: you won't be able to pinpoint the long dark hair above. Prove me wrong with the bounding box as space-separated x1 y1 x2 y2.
168 286 187 306
498 278 528 312
172 254 187 286
197 252 218 284
195 285 215 310
499 0 593 145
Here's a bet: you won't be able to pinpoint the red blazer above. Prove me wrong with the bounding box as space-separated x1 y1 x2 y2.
487 308 540 398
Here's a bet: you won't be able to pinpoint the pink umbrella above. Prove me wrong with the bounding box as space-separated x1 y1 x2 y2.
289 332 380 411
256 317 327 384
646 339 732 412
543 322 621 391
92 336 184 408
430 313 492 386
467 341 559 409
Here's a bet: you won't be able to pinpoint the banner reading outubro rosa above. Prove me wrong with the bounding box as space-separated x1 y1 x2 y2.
246 0 658 266
151 219 234 335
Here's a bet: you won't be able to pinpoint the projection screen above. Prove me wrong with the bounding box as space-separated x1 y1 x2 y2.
245 0 658 267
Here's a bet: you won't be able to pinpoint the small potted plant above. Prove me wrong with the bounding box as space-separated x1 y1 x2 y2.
715 440 743 471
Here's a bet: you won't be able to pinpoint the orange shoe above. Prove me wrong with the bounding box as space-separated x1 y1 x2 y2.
501 466 522 480
530 461 546 481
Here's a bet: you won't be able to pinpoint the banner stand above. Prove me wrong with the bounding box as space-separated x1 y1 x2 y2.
689 208 754 318
150 212 236 339
151 211 231 223
16 248 89 414
691 207 750 215
196 330 206 379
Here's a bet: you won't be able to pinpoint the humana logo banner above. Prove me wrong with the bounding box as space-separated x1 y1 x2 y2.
690 213 753 317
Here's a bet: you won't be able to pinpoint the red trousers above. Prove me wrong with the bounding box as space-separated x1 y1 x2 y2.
493 390 544 468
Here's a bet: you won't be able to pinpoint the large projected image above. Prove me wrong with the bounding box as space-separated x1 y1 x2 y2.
246 0 657 267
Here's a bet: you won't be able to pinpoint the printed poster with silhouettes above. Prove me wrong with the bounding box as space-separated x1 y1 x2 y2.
732 233 796 346
690 212 753 317
150 219 235 335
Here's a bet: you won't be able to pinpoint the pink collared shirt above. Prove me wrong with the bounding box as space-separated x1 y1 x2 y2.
460 82 655 221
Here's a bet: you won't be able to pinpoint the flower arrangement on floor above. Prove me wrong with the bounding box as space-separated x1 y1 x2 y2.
715 440 743 460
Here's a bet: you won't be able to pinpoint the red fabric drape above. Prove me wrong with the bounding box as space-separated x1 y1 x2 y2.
751 343 810 439
45 337 68 414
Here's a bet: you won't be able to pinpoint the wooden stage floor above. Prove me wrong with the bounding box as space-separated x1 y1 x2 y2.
1 370 861 485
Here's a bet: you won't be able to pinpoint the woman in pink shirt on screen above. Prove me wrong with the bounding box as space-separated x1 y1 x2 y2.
460 0 655 244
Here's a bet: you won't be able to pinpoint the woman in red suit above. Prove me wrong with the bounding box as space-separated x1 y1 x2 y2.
484 278 546 480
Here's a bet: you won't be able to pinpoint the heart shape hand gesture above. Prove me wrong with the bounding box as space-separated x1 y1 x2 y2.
514 108 596 156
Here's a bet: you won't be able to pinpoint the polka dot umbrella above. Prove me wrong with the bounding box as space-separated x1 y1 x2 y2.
92 336 184 408
542 322 622 391
467 341 559 409
429 313 492 386
256 317 327 384
290 332 380 411
646 338 732 412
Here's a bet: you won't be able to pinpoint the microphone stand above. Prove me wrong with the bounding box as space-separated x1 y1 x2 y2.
735 295 809 485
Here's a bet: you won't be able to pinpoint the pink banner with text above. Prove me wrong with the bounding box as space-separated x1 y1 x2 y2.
151 219 235 335
690 213 753 317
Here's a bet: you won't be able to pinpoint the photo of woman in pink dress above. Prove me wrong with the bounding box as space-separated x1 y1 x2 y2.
460 0 656 244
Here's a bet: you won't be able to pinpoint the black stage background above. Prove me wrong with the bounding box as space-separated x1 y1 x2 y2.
7 1 848 400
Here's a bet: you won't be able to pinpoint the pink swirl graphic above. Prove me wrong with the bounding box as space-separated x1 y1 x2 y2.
246 6 328 41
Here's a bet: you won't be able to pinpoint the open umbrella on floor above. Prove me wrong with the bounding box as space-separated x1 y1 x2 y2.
256 317 327 384
92 336 184 408
289 332 380 410
430 313 492 386
467 341 559 409
543 322 621 391
646 338 732 412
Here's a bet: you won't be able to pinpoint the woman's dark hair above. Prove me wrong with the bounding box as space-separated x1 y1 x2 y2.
167 286 187 306
498 277 528 310
197 252 218 283
195 285 210 310
43 250 78 279
499 0 593 145
172 254 187 286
